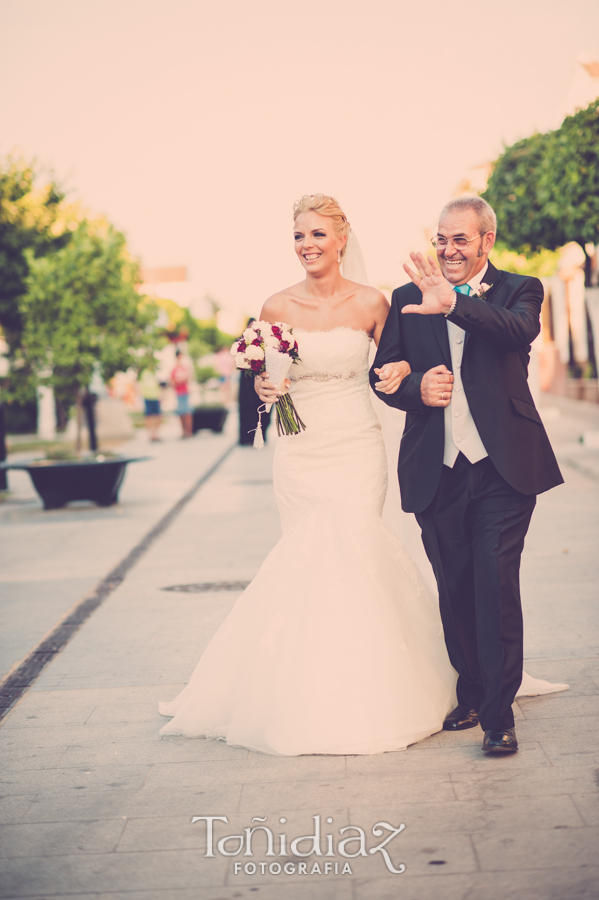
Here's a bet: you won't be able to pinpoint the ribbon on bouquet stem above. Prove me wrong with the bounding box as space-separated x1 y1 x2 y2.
250 404 268 449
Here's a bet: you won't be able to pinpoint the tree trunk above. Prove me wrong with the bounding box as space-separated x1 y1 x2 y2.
75 391 83 457
37 385 56 441
83 391 98 452
0 403 7 490
582 244 592 288
55 398 70 432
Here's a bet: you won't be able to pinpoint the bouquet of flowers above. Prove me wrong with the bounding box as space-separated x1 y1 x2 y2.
231 321 306 446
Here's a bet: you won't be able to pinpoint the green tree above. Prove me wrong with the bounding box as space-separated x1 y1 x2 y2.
490 241 559 279
483 131 560 253
20 218 159 450
0 154 72 353
539 98 599 263
152 298 232 355
483 99 599 282
0 154 76 435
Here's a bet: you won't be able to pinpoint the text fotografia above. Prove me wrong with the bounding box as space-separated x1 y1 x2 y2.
191 815 406 875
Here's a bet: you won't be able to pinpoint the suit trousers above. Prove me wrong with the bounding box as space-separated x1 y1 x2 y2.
415 453 536 731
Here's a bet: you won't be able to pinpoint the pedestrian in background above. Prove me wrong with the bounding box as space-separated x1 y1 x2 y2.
171 349 193 439
214 346 235 406
139 366 162 442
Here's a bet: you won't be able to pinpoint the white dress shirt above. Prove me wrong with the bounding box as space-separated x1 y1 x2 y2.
443 263 489 468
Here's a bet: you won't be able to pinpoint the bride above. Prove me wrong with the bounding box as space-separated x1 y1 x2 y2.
159 194 565 755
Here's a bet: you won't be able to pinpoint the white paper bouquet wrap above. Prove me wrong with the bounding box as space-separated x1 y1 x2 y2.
230 321 305 447
263 347 294 412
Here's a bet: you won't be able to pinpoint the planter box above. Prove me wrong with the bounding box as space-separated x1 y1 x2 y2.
192 407 229 434
0 456 150 510
565 378 599 403
581 379 599 404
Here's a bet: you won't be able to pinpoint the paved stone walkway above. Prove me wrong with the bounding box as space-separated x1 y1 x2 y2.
0 399 598 900
0 419 233 683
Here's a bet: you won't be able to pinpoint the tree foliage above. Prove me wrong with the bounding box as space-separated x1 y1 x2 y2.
20 219 159 404
490 241 559 279
152 296 234 364
483 132 558 253
0 155 73 351
186 312 234 361
483 98 599 262
540 99 599 249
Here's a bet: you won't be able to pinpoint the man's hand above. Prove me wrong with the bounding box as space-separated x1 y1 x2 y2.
402 252 455 315
373 360 411 394
421 365 453 407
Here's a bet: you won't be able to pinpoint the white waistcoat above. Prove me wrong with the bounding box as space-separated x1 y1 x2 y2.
443 268 489 468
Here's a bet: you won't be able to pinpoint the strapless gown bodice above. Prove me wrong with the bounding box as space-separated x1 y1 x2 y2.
274 329 388 531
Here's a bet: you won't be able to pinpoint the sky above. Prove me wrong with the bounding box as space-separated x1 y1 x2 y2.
1 0 599 328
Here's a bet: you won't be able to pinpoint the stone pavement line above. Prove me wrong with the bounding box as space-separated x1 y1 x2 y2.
560 456 599 483
0 441 236 724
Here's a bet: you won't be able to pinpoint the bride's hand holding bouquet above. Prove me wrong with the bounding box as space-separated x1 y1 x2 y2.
254 372 290 405
231 320 306 445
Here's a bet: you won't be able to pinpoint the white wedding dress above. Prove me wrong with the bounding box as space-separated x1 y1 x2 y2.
159 328 566 755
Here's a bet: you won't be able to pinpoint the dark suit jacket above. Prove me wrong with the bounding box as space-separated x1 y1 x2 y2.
369 261 564 513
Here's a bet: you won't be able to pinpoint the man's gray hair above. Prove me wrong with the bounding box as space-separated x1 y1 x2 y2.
439 196 497 235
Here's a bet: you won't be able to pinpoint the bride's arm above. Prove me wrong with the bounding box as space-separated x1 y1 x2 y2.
371 290 390 347
371 291 411 394
373 360 411 394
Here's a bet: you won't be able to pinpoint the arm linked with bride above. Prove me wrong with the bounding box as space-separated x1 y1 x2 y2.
375 360 452 407
369 286 448 413
373 360 411 394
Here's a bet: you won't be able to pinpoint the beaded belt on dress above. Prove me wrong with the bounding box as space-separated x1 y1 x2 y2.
289 372 358 382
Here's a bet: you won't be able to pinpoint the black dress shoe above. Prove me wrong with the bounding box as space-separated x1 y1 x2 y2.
482 728 518 753
442 704 479 731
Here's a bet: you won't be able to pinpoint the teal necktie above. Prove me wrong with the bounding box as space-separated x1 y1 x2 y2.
454 284 472 295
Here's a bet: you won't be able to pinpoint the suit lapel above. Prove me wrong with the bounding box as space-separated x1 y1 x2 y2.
463 261 504 348
481 261 502 305
431 313 451 367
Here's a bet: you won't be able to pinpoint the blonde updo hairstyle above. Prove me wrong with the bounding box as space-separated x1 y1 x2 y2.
293 194 351 260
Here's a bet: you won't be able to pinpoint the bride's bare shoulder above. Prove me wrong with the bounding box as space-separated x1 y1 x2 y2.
351 283 389 314
260 282 305 321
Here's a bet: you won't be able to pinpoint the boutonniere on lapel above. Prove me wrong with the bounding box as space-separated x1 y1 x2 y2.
473 282 493 300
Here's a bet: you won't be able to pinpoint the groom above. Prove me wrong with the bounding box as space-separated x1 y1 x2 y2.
370 196 563 754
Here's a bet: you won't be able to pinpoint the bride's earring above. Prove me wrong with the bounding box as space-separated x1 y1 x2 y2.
337 248 341 263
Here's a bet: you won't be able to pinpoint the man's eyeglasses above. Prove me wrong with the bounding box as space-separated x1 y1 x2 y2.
431 233 490 250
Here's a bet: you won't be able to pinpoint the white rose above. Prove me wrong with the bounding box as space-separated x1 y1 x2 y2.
263 334 280 348
245 344 264 360
235 353 251 369
282 330 294 343
230 341 241 356
255 320 273 334
243 328 257 342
